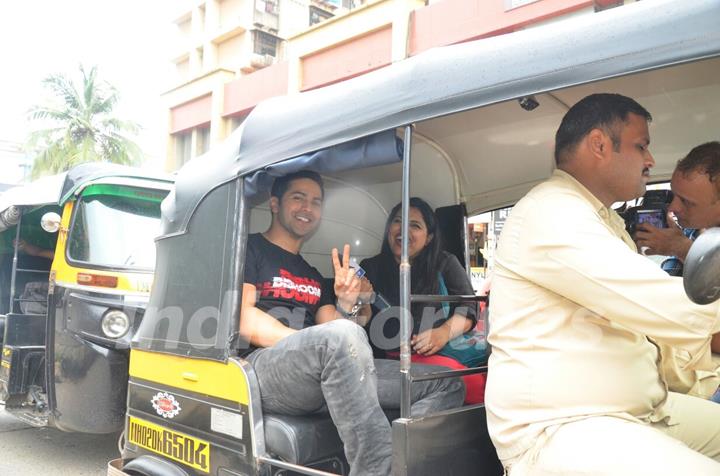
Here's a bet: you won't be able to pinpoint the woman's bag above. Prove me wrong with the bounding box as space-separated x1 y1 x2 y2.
436 273 488 367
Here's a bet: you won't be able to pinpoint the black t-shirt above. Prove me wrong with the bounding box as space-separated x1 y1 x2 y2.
243 233 333 339
360 251 476 356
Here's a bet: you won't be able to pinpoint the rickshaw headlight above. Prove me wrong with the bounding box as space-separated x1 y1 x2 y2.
101 310 130 339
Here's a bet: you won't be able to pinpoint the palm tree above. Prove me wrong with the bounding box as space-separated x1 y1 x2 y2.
25 65 143 178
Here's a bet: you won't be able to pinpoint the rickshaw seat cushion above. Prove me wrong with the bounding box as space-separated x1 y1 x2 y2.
263 413 343 464
263 409 400 464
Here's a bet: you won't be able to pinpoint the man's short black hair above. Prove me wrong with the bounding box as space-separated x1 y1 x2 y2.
554 93 652 166
270 170 325 200
676 141 720 196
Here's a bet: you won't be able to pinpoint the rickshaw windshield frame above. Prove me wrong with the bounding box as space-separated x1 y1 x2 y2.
65 184 169 272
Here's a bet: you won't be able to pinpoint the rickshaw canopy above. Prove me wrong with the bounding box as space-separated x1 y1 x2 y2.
141 0 720 361
0 173 67 213
0 162 173 215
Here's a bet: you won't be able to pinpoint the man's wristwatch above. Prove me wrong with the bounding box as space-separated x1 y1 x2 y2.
338 302 361 319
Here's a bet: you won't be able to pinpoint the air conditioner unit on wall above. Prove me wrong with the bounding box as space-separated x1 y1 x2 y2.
240 53 275 73
249 53 274 68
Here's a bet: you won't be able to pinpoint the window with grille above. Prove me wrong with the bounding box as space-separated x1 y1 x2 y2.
309 6 333 26
253 30 278 57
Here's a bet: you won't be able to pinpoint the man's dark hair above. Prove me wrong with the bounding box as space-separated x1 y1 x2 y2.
270 170 325 200
676 141 720 196
554 93 652 166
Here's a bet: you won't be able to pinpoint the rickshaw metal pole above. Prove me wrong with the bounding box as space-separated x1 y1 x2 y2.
9 214 22 313
412 366 488 381
463 213 471 273
400 125 414 419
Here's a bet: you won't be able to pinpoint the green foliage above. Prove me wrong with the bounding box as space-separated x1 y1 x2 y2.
25 65 144 178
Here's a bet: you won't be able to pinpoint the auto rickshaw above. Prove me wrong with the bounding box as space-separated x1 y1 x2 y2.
110 0 720 474
0 162 173 433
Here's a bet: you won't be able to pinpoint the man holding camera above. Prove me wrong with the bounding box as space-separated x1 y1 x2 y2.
487 94 720 475
635 142 720 268
635 142 720 401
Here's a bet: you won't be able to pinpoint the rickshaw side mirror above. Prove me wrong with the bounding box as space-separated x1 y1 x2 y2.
683 227 720 305
41 212 62 233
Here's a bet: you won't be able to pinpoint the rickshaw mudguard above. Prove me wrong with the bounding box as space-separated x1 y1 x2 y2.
391 404 503 476
48 335 129 433
121 350 258 476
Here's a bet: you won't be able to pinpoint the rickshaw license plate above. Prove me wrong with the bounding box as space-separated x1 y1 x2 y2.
128 416 210 473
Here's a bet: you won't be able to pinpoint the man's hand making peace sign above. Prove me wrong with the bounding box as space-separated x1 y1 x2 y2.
331 244 374 324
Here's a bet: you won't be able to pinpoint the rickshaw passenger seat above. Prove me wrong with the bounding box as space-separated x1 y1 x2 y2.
263 414 343 464
263 409 400 464
435 204 468 269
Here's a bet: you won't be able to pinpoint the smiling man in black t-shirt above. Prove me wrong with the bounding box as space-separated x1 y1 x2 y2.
240 170 464 476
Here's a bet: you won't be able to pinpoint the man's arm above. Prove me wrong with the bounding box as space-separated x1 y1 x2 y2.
315 301 372 325
15 240 54 260
635 220 692 260
239 283 296 348
315 304 346 324
712 333 720 354
500 194 720 352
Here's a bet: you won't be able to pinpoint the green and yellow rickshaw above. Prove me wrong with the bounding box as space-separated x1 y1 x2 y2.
0 162 173 433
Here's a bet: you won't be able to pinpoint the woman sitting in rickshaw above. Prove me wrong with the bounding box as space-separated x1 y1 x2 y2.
361 197 487 404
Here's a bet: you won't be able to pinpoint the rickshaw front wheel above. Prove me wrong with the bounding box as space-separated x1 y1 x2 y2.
122 455 187 476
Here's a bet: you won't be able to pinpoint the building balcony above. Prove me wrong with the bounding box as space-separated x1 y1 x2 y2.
211 22 248 44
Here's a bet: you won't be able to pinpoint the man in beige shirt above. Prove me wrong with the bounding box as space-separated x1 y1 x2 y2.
487 93 720 475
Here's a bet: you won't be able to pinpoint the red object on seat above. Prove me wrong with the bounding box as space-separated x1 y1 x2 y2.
411 353 486 404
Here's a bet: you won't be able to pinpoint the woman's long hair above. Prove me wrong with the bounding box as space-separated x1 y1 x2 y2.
380 197 443 295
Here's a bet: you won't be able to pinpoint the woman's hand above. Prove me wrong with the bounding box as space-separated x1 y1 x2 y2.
358 275 374 306
411 325 451 356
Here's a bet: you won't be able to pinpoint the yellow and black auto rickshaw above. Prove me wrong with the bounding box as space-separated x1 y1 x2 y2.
110 1 720 475
0 163 172 433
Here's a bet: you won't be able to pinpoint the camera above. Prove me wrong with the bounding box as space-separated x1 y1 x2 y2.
619 189 673 235
518 95 539 111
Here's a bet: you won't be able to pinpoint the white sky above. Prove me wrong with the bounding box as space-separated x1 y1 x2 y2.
0 0 177 183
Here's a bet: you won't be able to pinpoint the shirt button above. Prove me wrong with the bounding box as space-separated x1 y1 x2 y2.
599 209 608 219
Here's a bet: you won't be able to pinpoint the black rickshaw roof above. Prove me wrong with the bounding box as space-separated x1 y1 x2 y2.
166 0 720 236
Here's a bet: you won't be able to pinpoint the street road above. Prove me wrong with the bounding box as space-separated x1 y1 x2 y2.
0 405 120 475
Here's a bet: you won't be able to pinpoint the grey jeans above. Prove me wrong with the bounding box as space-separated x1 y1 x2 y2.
246 319 466 476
